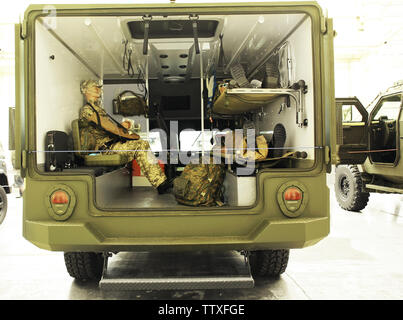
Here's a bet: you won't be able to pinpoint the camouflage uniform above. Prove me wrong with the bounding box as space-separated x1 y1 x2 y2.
108 139 166 188
173 163 226 207
79 80 167 188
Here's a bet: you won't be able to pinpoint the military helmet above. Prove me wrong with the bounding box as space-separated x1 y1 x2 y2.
80 79 103 94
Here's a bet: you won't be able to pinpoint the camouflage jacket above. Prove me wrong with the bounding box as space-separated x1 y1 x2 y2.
78 103 116 152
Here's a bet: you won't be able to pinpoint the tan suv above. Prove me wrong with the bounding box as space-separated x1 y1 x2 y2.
335 84 403 211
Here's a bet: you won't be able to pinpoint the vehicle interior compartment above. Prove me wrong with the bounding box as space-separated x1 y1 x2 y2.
34 12 316 209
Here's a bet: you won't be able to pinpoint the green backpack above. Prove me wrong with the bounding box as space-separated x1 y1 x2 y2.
173 163 226 207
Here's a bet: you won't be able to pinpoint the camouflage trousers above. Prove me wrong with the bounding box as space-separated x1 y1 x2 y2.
108 139 167 188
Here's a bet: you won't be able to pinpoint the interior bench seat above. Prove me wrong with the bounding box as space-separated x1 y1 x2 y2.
71 119 130 167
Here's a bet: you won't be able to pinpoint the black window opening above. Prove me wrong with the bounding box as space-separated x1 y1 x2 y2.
161 96 191 111
128 20 219 39
370 94 402 164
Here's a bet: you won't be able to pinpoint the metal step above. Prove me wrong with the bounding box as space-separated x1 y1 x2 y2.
365 183 403 194
99 251 254 291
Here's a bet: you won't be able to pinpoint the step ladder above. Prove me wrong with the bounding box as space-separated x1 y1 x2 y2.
99 251 254 291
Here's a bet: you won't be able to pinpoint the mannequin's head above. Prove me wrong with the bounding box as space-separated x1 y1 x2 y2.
80 80 103 104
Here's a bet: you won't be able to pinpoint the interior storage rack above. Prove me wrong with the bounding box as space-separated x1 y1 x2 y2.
212 85 307 128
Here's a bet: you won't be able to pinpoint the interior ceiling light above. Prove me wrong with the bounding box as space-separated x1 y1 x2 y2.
164 76 186 83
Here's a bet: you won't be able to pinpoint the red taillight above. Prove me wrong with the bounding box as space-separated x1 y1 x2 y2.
51 191 69 204
284 187 302 201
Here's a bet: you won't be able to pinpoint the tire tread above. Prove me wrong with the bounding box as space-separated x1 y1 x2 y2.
335 165 370 212
64 252 104 282
250 249 289 278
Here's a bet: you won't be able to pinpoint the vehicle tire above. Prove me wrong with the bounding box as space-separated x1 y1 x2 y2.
335 165 370 212
249 249 289 278
64 252 104 282
0 186 7 225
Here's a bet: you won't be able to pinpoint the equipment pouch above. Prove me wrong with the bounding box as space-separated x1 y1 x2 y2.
113 90 148 117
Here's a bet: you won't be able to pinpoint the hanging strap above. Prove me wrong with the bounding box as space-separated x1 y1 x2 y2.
86 103 128 132
123 40 135 77
190 15 200 55
206 75 216 110
218 33 227 68
143 15 152 55
87 103 101 127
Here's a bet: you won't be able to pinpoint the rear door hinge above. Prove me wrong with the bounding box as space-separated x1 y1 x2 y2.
20 19 28 39
325 146 330 164
22 150 27 169
321 16 327 34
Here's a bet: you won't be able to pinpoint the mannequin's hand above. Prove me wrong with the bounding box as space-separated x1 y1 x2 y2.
121 120 131 130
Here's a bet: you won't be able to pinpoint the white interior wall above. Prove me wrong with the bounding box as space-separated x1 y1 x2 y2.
256 18 315 160
49 17 126 77
35 21 96 164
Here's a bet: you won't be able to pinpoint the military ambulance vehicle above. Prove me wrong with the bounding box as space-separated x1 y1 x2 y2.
335 83 403 212
11 2 337 288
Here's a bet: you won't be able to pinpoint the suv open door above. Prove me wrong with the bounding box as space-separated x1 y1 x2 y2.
335 97 369 164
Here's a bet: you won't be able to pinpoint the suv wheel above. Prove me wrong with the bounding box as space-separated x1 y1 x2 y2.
0 186 7 225
335 165 370 212
249 249 289 278
64 252 104 282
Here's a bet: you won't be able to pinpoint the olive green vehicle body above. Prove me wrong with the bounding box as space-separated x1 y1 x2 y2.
14 2 335 252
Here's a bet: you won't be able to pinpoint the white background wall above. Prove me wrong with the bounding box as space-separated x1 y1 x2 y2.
326 0 403 106
0 24 16 166
335 53 403 107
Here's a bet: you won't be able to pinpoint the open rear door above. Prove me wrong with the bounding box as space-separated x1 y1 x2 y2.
13 23 26 177
335 97 369 164
323 18 336 173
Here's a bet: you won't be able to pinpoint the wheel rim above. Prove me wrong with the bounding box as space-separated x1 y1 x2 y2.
340 176 350 199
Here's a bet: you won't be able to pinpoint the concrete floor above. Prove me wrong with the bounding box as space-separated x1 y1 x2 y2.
0 175 402 300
